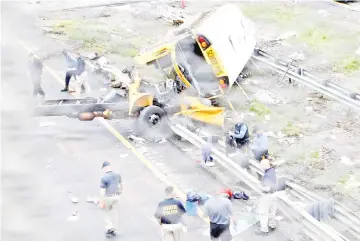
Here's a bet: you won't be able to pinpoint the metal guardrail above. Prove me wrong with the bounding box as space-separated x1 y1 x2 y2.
170 123 357 241
252 49 360 112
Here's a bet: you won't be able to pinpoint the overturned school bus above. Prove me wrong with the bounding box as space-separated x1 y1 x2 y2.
134 3 256 98
33 4 256 135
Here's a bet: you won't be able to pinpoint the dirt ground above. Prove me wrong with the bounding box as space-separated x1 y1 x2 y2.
36 0 360 213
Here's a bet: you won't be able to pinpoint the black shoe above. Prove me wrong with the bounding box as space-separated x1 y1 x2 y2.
61 86 69 92
106 229 116 237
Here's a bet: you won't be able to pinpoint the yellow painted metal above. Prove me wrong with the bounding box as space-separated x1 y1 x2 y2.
128 71 154 114
176 96 225 126
170 50 192 88
199 44 226 77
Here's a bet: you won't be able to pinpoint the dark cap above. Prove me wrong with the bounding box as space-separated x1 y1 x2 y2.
102 161 111 169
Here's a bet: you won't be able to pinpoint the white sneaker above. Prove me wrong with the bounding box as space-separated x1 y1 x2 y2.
205 162 215 167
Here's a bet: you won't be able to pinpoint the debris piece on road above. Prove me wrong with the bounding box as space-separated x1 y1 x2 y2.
67 211 79 222
173 19 184 26
317 9 330 17
276 31 297 41
265 114 271 121
86 196 100 205
275 216 284 221
289 52 305 61
40 121 56 127
67 192 79 203
254 90 282 105
341 156 354 166
120 153 128 158
128 135 145 144
305 106 313 114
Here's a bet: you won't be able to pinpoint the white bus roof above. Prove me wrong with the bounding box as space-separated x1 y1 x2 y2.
194 4 256 87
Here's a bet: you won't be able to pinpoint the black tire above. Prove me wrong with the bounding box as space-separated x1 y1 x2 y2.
135 105 171 138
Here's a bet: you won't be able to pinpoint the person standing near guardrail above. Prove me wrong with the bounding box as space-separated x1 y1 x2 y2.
61 50 77 92
202 139 215 167
99 161 123 238
204 190 237 241
250 125 269 161
154 186 187 241
74 52 91 98
257 159 278 234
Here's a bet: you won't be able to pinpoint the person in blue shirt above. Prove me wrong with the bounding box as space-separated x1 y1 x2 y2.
250 125 269 161
99 161 122 237
154 186 186 241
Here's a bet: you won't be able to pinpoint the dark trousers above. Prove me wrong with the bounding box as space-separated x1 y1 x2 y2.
253 149 269 161
210 222 232 241
65 71 74 86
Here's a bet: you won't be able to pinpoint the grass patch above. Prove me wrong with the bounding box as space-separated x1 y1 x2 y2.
299 28 330 49
338 174 350 185
249 100 271 116
117 47 139 57
310 150 320 159
333 56 360 74
282 121 301 137
241 3 302 25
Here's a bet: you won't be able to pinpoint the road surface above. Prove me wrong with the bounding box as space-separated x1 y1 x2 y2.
1 1 291 241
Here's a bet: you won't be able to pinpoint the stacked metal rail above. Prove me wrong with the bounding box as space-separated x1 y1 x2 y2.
170 124 360 241
252 49 360 112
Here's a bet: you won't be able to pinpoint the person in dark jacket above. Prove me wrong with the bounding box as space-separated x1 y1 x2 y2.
227 116 250 155
155 186 186 241
74 53 91 97
61 50 77 92
260 159 277 192
28 53 45 98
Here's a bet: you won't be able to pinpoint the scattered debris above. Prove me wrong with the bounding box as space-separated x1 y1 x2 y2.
264 114 271 121
128 135 145 144
341 156 354 166
289 52 305 61
276 31 297 41
173 19 184 26
86 196 100 205
67 211 79 222
120 153 128 158
305 106 313 114
67 192 79 204
254 90 283 105
40 121 56 127
317 9 330 17
277 132 286 139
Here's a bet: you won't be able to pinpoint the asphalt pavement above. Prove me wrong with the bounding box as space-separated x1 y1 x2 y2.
1 1 292 241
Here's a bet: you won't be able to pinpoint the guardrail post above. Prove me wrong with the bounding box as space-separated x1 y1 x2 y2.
307 199 335 221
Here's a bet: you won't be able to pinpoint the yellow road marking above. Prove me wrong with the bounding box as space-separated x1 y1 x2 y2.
17 38 209 222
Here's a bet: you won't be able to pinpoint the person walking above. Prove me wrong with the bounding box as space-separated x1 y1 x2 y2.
74 53 91 97
204 191 236 241
28 53 45 98
99 161 123 238
61 50 77 92
154 186 187 241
